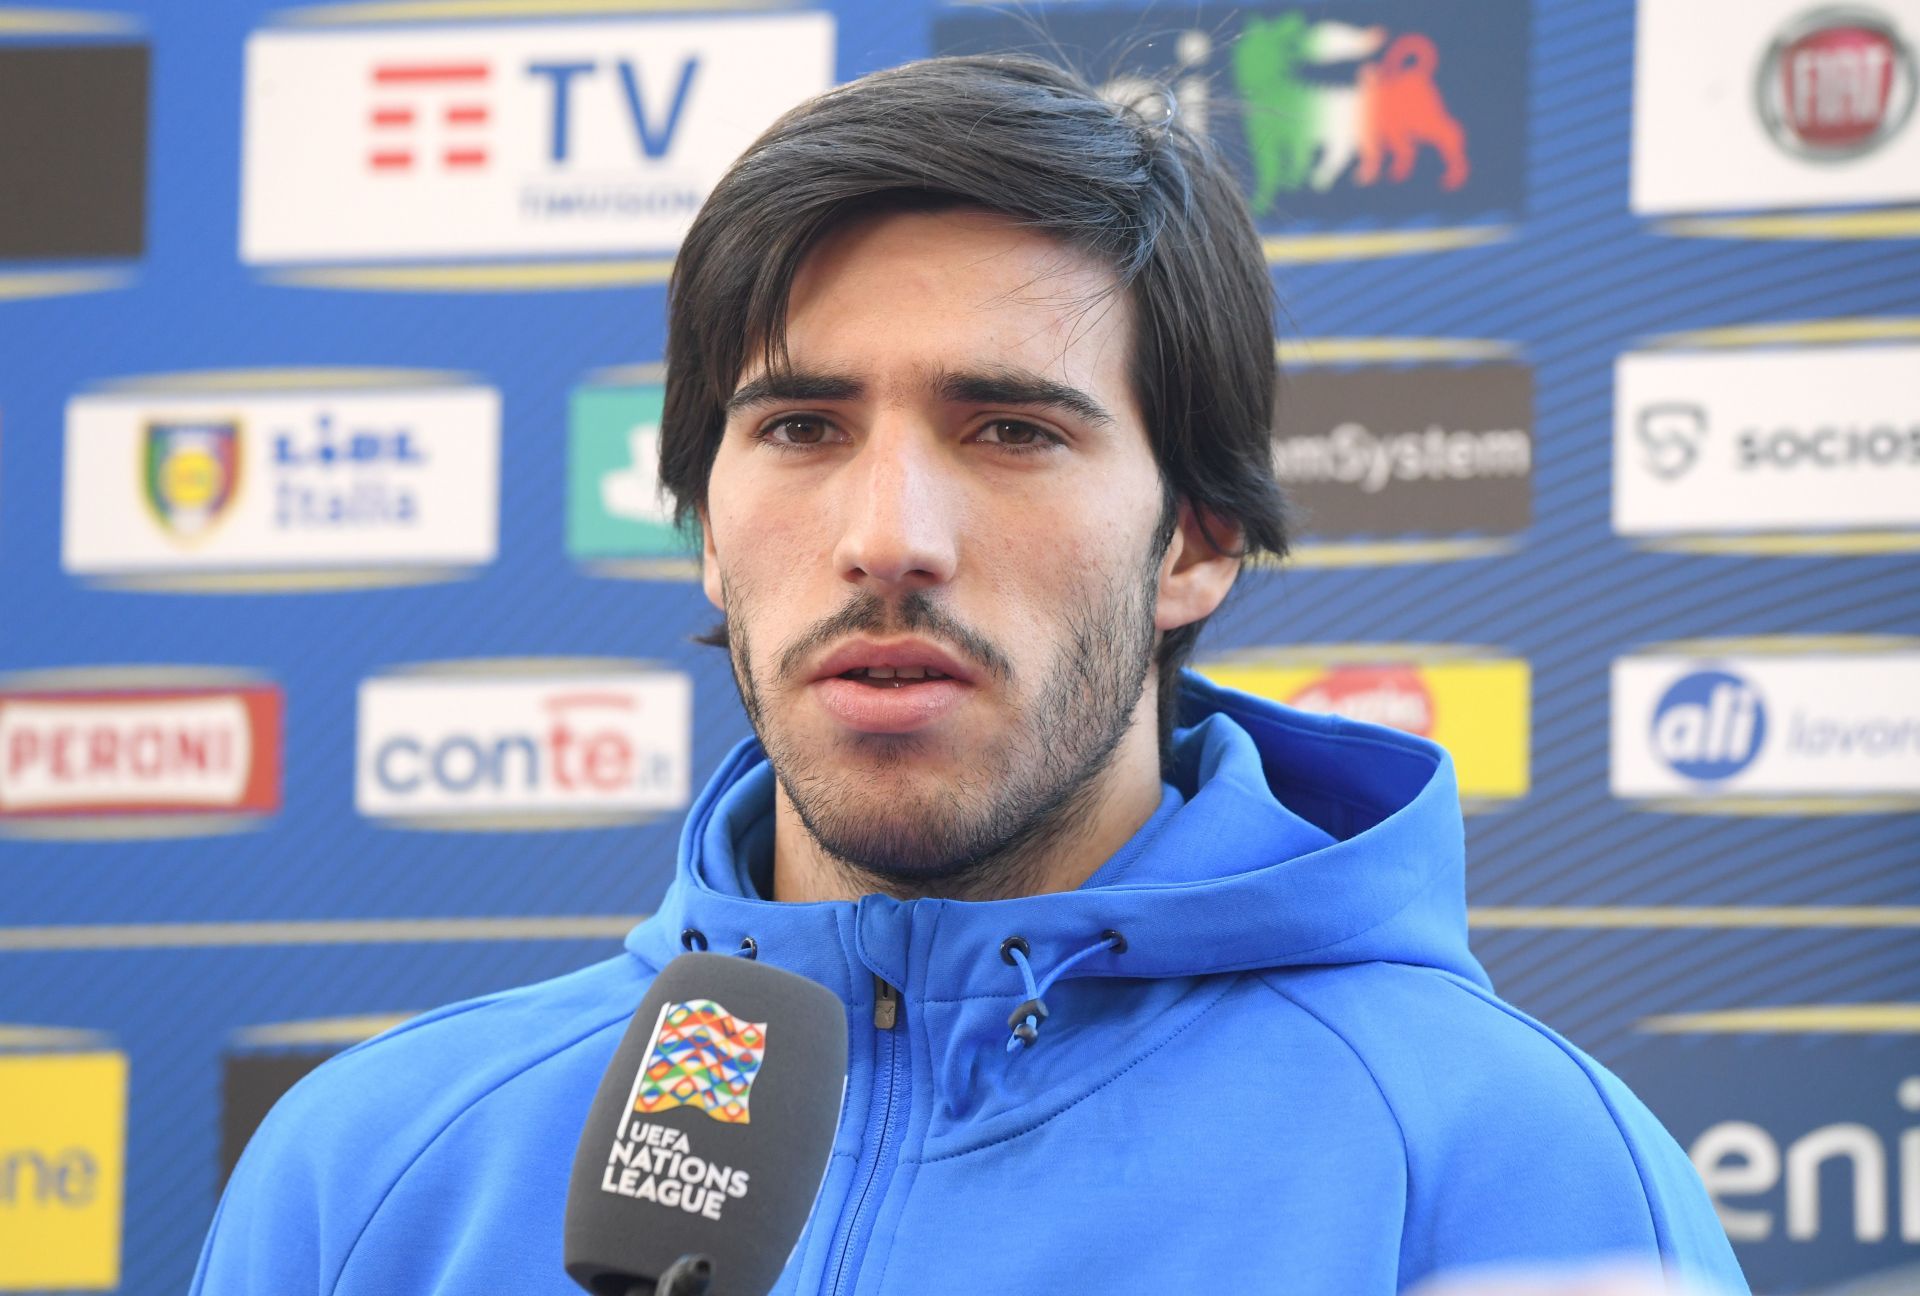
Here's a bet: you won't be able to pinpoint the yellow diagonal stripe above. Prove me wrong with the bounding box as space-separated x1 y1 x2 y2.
1656 209 1920 240
1469 906 1920 929
0 7 137 33
233 1014 414 1047
1261 225 1512 264
264 259 674 291
282 0 793 21
1640 1004 1920 1034
1648 316 1920 349
0 270 132 302
1274 337 1517 366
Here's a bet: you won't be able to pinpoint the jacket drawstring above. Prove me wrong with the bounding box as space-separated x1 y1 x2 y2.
1002 930 1127 1052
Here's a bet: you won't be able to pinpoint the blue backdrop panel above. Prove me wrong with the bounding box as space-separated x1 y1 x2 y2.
1 2 1916 1293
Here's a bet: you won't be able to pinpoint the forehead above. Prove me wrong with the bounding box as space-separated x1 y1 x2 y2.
753 206 1136 404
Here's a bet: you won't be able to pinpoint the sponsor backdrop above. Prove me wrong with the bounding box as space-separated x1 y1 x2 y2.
0 0 1915 1291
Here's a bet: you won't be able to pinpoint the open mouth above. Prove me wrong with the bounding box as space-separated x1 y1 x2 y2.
837 667 955 689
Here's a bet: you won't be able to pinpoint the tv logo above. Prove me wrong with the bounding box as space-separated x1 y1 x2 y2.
357 662 691 828
1651 669 1767 781
366 60 494 173
242 15 833 265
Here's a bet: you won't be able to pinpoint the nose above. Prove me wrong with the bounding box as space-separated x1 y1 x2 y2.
830 422 959 594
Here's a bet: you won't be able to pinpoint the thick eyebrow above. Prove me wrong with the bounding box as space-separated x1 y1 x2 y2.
726 370 865 416
937 366 1115 428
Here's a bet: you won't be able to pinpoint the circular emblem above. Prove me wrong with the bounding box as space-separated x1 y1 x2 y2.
1756 6 1917 160
1651 669 1767 782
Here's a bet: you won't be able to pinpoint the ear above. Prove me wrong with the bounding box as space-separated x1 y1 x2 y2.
698 507 724 611
1154 501 1242 634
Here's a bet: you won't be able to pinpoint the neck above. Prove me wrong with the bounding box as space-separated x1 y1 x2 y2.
771 701 1165 904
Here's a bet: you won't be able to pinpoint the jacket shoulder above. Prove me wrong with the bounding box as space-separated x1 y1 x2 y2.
1257 963 1747 1292
191 953 649 1296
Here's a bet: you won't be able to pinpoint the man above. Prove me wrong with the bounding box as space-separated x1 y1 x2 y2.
194 56 1748 1295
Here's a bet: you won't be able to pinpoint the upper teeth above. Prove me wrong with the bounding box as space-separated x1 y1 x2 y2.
854 666 947 680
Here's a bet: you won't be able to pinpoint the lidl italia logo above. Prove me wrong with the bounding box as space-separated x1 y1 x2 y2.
0 1049 127 1289
1199 648 1531 806
633 1000 767 1126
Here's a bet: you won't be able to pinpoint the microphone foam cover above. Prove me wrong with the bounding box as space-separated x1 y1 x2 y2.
565 953 848 1296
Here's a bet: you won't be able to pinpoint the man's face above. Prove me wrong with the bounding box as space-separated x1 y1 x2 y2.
701 206 1179 888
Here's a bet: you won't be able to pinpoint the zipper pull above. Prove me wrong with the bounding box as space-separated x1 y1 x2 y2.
872 974 900 1030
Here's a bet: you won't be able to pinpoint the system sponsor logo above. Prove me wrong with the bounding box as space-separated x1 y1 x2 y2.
64 373 499 587
568 371 697 575
0 38 148 262
0 1047 127 1289
241 15 833 266
1624 1035 1919 1290
1199 648 1530 804
0 671 282 832
599 999 763 1217
1271 362 1533 549
356 660 691 828
934 0 1527 240
1612 644 1920 805
1614 344 1920 542
1633 0 1920 216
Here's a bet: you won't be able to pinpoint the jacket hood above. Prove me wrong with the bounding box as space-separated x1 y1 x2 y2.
625 671 1487 1003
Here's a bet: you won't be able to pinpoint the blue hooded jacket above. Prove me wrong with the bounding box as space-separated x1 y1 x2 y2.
192 675 1749 1294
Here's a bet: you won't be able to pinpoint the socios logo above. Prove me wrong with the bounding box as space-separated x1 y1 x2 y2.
1651 669 1768 781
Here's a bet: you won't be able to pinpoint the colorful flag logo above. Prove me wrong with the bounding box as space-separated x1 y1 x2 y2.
634 1000 767 1125
143 421 240 538
1234 15 1470 215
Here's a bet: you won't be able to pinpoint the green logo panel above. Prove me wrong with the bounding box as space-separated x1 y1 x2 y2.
567 384 696 561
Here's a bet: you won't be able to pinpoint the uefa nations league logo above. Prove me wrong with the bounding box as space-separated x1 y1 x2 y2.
1651 669 1768 782
633 999 768 1125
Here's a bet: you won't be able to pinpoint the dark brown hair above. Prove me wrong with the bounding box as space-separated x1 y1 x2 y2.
661 53 1288 744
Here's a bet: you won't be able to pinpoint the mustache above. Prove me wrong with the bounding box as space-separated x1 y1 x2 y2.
776 590 1014 687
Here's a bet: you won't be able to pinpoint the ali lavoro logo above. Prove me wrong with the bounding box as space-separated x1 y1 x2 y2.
1758 7 1916 160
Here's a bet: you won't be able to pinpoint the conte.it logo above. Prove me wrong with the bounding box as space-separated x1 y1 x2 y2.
1757 6 1916 160
1651 669 1768 781
633 1000 767 1126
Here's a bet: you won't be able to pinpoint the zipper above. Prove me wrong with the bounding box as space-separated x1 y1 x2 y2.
825 973 905 1296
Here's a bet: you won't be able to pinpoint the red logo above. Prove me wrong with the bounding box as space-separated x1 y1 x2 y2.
367 60 494 174
0 682 282 819
1758 8 1916 159
1288 665 1435 737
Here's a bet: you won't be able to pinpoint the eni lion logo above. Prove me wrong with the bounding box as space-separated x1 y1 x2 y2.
1234 14 1470 214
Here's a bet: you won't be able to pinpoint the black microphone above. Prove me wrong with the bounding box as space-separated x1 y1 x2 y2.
565 952 849 1296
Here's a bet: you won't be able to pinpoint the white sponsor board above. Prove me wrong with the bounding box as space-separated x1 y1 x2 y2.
242 15 834 263
1612 651 1920 799
63 385 499 574
0 696 252 812
1614 344 1920 536
1633 0 1920 214
357 667 691 823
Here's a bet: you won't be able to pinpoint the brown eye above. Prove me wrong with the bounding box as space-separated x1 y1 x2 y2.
977 419 1057 449
767 416 829 445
